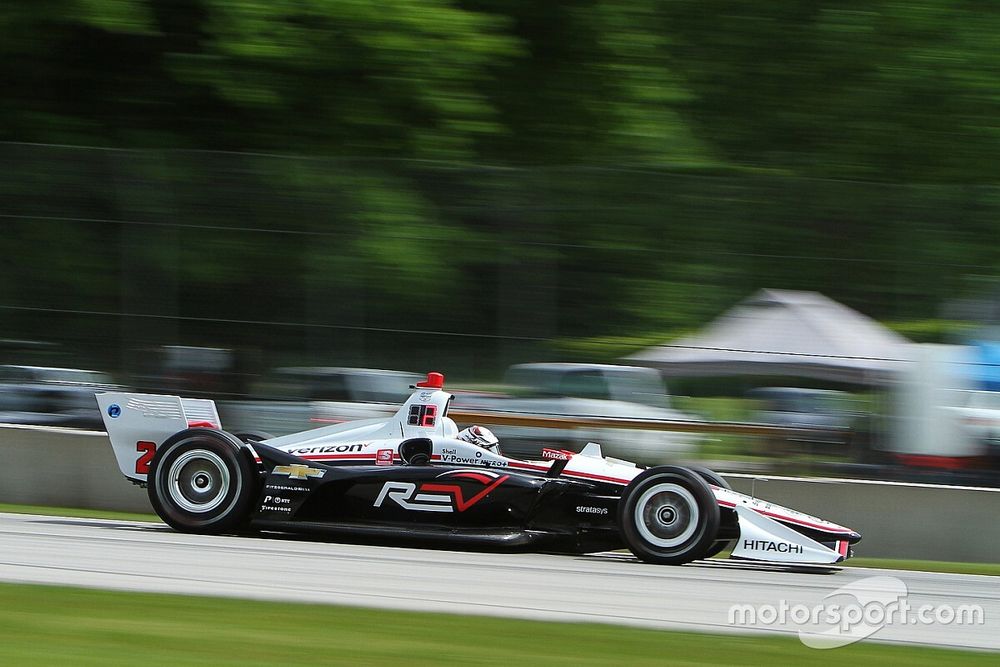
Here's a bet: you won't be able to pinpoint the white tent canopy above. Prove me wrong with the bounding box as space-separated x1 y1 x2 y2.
627 289 913 385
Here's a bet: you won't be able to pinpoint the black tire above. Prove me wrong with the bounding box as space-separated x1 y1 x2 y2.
147 428 257 534
232 430 275 444
618 466 720 565
687 465 734 559
687 465 730 491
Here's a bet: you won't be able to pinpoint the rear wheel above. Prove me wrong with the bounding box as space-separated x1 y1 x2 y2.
618 466 720 565
233 430 275 444
148 429 257 534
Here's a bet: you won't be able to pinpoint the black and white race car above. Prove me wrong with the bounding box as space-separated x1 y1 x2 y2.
98 372 861 565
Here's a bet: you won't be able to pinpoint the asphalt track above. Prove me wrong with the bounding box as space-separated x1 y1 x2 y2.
0 512 997 651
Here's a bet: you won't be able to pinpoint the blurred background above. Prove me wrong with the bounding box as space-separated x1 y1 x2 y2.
3 1 1000 483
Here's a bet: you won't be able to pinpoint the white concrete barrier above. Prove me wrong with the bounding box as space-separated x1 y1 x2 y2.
0 424 150 513
0 425 997 562
724 473 1000 564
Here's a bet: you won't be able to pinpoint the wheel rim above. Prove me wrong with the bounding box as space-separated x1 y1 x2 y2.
166 449 231 513
634 482 700 548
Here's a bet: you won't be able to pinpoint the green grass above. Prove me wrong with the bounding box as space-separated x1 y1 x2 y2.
844 558 1000 577
0 583 991 666
709 549 999 577
0 502 158 523
673 395 756 422
672 396 772 463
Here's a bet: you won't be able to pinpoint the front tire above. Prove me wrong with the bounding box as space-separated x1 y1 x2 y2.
688 465 734 559
619 466 720 565
148 429 257 534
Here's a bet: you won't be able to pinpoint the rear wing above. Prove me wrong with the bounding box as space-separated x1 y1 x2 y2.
96 392 222 483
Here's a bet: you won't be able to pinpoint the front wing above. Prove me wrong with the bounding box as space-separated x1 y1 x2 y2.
731 506 850 563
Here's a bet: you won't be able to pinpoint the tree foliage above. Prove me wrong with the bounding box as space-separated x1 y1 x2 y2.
2 1 1000 372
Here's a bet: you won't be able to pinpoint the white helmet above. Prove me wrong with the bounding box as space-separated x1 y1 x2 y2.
456 425 500 454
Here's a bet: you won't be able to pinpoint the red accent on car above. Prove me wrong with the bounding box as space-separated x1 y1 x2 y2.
135 441 157 475
505 460 636 485
507 461 549 473
715 497 851 534
837 540 849 557
416 372 445 389
757 508 849 533
187 420 217 429
421 404 437 427
449 471 495 485
421 474 509 512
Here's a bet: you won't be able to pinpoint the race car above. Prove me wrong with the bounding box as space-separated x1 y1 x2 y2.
97 372 861 565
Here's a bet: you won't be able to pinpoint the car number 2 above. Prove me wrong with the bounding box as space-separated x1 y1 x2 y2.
135 441 156 474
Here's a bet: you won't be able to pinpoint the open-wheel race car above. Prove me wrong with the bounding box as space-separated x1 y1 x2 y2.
98 372 861 565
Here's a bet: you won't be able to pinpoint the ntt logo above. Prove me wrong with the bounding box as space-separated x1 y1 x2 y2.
727 576 984 649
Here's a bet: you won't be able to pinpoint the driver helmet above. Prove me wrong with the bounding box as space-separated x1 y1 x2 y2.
456 425 500 454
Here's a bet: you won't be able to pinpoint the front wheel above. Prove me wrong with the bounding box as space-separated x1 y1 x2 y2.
687 465 734 559
618 466 720 565
148 429 257 534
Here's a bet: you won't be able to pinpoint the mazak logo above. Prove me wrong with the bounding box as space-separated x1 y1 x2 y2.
374 470 508 513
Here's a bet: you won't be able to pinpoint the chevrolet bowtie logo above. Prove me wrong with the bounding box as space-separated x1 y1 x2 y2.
273 464 325 481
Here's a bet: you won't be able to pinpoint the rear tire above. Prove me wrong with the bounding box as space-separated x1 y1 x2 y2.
148 429 257 534
618 466 720 565
233 430 275 444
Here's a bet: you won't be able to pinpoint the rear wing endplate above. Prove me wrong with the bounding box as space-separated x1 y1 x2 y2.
96 392 222 483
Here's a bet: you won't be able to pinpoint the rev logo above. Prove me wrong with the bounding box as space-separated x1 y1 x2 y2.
374 470 508 513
